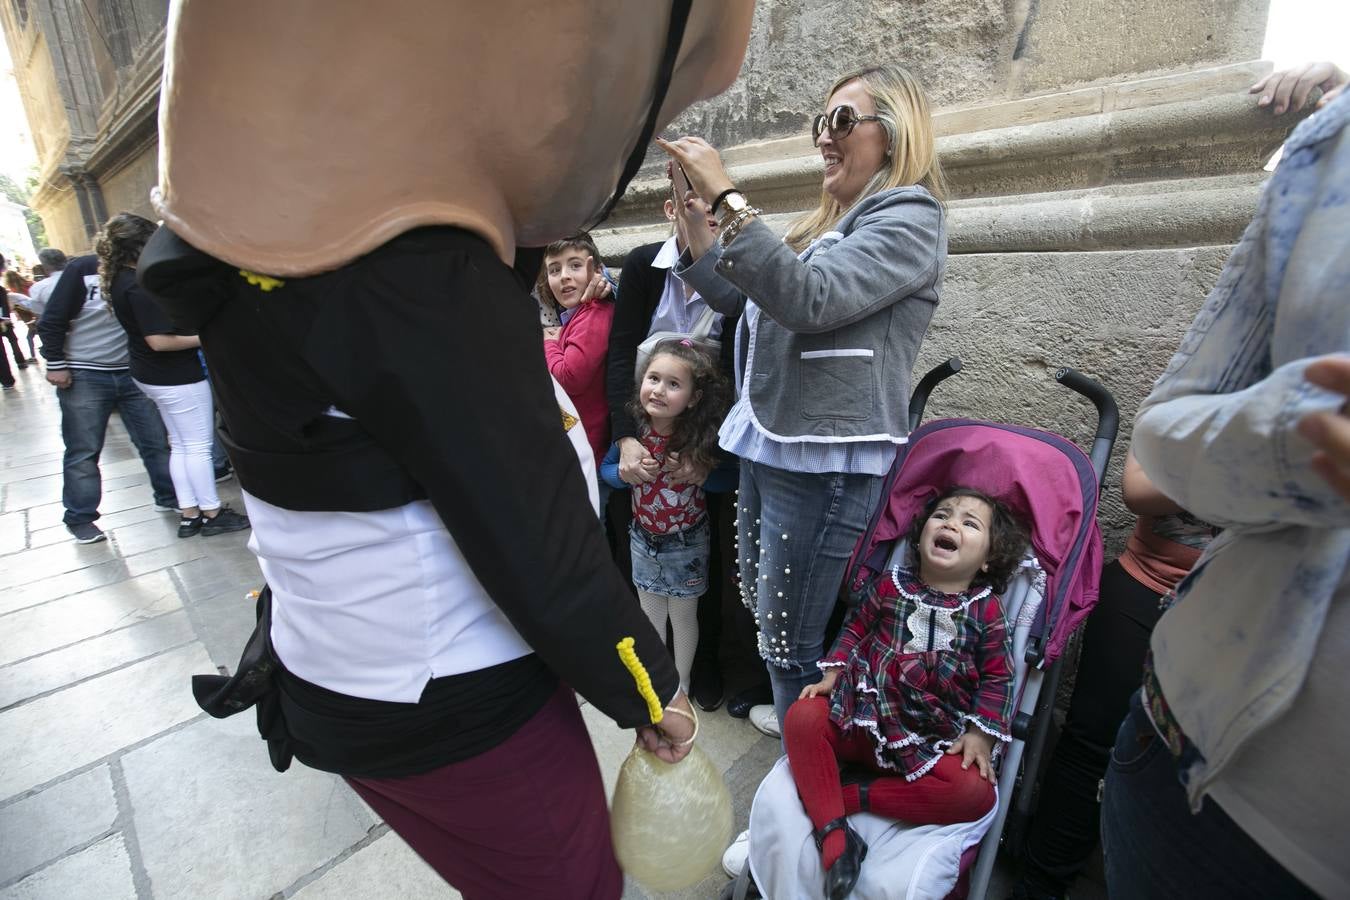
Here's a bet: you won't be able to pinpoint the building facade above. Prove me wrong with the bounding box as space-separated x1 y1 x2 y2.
0 0 164 255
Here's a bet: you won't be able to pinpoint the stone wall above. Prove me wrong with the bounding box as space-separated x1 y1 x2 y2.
37 195 93 256
97 144 159 222
596 0 1293 555
1 0 163 253
666 0 1016 148
660 0 1270 157
1011 0 1269 94
914 246 1232 545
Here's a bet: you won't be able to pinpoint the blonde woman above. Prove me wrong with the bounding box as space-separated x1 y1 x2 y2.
659 64 949 747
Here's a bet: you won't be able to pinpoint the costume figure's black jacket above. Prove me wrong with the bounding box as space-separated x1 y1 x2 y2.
141 225 682 774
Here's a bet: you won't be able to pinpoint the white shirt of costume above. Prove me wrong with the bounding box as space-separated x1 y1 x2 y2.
253 376 597 703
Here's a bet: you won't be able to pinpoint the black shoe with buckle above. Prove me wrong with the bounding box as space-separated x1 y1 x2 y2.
814 816 867 900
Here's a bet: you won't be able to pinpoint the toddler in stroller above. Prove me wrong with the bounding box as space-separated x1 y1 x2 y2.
735 367 1114 900
785 486 1031 899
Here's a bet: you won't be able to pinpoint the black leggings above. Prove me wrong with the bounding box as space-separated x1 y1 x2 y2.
1021 559 1165 897
3 325 26 365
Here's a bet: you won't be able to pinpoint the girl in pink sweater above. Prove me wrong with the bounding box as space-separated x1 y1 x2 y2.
539 232 616 464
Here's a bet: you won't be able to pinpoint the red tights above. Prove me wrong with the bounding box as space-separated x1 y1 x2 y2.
783 697 996 870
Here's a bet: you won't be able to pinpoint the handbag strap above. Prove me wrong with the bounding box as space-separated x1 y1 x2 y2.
690 305 718 341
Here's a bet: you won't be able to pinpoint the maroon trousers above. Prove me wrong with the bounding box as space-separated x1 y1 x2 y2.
784 697 996 869
346 684 621 900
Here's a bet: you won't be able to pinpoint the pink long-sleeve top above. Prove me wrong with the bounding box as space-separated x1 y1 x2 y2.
544 297 614 463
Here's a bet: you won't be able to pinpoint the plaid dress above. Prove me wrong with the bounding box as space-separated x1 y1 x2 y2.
820 565 1015 781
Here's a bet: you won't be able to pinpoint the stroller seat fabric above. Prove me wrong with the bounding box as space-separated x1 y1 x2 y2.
750 755 999 900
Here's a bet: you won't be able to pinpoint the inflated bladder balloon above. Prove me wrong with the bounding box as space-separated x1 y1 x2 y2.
611 744 734 891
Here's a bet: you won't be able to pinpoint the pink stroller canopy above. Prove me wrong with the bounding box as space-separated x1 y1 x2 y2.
848 419 1103 664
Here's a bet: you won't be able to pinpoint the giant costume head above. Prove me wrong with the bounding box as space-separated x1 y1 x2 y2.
152 0 754 275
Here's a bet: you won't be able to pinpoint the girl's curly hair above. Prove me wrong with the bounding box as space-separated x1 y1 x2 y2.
94 213 158 300
627 340 731 478
905 485 1030 595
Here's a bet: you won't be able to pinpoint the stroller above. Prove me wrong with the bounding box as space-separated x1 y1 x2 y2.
730 360 1118 900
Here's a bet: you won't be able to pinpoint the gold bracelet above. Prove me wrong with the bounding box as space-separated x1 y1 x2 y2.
716 204 741 232
717 192 756 232
663 704 700 747
719 207 762 249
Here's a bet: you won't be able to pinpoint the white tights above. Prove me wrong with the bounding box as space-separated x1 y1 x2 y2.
637 590 700 692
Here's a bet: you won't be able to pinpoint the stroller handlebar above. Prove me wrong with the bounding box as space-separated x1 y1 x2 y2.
907 357 963 432
1054 367 1119 485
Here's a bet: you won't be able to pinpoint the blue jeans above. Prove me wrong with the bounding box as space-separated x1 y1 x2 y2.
58 369 176 526
1100 691 1316 899
629 517 710 599
735 459 885 729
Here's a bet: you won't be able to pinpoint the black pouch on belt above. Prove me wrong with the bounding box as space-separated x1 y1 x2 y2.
190 585 295 773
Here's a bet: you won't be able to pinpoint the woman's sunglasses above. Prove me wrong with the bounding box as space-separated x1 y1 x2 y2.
811 104 883 145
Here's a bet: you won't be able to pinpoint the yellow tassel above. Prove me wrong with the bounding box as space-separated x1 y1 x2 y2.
239 269 285 292
616 637 663 724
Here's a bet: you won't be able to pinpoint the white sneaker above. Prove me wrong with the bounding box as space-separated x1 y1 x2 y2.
749 704 780 738
721 829 750 878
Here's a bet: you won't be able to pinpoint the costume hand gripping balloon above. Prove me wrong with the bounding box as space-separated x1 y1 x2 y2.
144 1 752 895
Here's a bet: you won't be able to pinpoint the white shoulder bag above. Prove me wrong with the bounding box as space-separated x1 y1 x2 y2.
633 306 721 383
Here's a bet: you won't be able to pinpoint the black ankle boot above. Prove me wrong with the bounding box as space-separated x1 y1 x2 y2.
814 816 867 900
726 683 773 718
690 661 725 711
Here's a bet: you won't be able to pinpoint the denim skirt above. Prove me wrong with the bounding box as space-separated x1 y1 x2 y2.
628 517 710 599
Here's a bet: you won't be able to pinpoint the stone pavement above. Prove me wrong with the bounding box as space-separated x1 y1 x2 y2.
0 357 1102 900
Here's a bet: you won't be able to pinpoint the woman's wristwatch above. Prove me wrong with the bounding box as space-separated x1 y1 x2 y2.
717 191 761 248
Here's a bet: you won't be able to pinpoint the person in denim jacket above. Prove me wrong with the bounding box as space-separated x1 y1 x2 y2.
1102 86 1350 899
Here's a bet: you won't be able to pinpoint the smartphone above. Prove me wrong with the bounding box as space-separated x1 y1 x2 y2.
673 161 693 202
